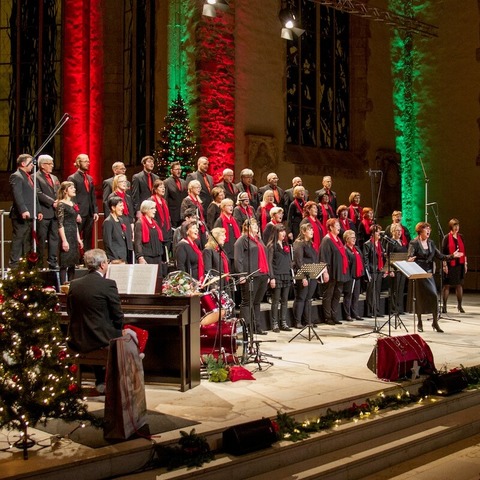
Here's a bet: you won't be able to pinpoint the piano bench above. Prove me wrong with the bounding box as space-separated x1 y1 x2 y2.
68 348 109 385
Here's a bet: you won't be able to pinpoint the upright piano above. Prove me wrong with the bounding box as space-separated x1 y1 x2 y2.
59 294 201 392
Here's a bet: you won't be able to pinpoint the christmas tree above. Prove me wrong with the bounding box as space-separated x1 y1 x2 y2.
154 93 197 179
0 253 97 457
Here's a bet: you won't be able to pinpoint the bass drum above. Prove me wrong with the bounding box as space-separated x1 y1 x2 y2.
200 318 247 365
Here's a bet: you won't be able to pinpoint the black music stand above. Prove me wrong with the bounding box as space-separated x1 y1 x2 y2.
289 263 327 344
394 260 432 334
379 252 409 334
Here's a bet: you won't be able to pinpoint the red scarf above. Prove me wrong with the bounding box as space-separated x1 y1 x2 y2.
398 225 408 246
260 204 274 232
140 215 163 243
328 233 348 274
447 232 465 266
348 204 362 224
217 247 230 279
339 217 350 233
220 213 241 242
239 205 254 218
309 217 324 253
249 235 269 274
186 237 204 280
115 190 129 216
293 198 304 215
151 195 170 230
373 239 384 271
189 194 205 233
320 203 333 230
361 218 373 236
348 245 363 278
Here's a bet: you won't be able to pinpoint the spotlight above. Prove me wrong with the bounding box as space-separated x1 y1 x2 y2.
202 0 230 18
279 4 305 40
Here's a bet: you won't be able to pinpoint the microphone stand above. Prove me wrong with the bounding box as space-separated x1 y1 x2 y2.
419 157 429 223
427 203 460 323
31 113 71 252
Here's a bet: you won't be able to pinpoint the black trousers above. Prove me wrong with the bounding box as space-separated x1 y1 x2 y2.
9 218 33 267
37 217 59 267
240 275 269 332
323 279 344 322
293 279 317 325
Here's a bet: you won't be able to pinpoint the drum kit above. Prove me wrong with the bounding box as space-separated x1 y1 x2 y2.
199 273 248 365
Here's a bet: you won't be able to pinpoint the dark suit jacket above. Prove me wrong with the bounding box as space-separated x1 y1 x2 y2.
131 170 159 213
10 169 40 218
164 175 187 226
259 184 285 210
186 170 214 207
36 171 60 219
67 271 124 353
236 182 259 210
283 187 309 212
215 180 239 202
103 176 132 213
68 170 98 217
102 215 133 262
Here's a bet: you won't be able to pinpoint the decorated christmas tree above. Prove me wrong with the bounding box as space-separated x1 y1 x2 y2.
154 93 197 179
0 253 97 457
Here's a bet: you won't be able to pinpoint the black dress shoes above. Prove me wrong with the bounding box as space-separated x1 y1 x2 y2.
344 316 353 322
256 329 268 335
355 316 364 321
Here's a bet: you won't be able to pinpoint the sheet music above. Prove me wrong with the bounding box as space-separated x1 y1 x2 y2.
107 264 159 294
394 261 431 279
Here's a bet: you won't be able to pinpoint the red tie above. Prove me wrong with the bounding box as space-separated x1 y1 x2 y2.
45 173 54 187
203 174 211 193
175 178 182 191
273 187 280 204
147 173 153 192
26 173 33 187
83 172 90 192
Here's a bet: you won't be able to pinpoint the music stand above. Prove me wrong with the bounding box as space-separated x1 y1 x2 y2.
394 261 432 334
380 252 409 333
289 263 327 344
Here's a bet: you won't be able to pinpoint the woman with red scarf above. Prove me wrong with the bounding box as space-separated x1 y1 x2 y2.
256 189 276 234
151 179 173 259
363 224 386 318
214 198 241 265
318 192 335 232
357 207 374 250
109 174 135 232
180 180 207 246
442 218 467 313
299 201 325 253
134 200 164 267
262 206 284 244
292 223 321 328
343 229 365 321
234 218 270 335
103 196 133 263
175 220 204 282
337 204 356 240
321 218 350 325
408 222 463 332
348 191 362 228
287 185 306 242
233 192 255 230
203 227 230 280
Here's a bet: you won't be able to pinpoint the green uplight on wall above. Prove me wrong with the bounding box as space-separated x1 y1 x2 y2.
389 0 432 234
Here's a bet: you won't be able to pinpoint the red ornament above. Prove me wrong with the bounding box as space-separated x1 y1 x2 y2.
0 324 4 333
69 364 78 374
27 252 39 264
58 350 67 361
0 294 4 304
12 375 19 383
31 346 43 359
68 383 79 393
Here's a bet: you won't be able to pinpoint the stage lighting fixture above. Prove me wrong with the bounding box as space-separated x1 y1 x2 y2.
202 4 216 17
279 3 305 40
279 8 296 29
202 0 230 18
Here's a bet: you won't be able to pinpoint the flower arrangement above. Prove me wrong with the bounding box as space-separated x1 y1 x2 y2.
162 271 200 296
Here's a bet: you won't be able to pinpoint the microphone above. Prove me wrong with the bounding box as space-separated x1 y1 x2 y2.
426 202 437 206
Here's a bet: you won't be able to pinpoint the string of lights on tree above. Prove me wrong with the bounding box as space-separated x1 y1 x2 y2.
154 93 197 179
0 253 97 458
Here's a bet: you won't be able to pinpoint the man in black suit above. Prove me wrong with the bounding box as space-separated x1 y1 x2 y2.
67 248 124 390
215 168 239 202
315 175 337 214
259 172 285 209
131 155 159 216
102 161 129 214
67 154 99 252
236 168 260 211
36 154 60 269
185 156 214 207
9 153 43 268
164 161 187 227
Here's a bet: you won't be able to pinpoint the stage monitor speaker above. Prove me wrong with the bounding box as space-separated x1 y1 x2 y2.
422 370 468 396
223 418 277 455
367 334 436 381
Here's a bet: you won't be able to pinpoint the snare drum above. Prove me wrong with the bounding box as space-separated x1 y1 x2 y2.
200 318 247 364
200 291 225 326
